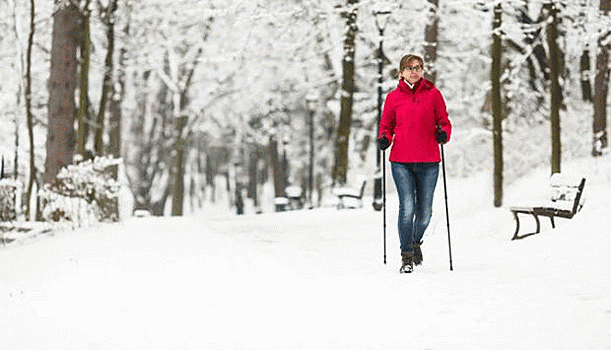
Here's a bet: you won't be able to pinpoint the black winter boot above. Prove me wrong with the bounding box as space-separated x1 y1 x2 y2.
400 251 414 273
414 242 423 266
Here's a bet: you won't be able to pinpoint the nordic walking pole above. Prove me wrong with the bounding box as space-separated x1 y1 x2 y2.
440 142 454 271
383 148 387 264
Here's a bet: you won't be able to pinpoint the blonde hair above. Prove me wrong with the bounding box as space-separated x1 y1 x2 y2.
399 54 424 72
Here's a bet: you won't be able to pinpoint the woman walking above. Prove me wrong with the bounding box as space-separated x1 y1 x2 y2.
378 54 452 273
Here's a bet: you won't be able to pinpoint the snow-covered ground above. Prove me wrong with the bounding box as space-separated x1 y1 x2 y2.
1 155 610 350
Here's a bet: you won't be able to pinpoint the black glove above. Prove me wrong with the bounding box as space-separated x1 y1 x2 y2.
436 130 448 144
378 135 390 150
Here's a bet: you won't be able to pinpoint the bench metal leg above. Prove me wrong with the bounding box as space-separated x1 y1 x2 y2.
512 211 542 240
512 212 521 240
532 212 541 233
549 216 555 229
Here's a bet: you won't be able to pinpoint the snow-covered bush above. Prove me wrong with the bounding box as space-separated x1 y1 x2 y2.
0 179 22 222
39 156 130 223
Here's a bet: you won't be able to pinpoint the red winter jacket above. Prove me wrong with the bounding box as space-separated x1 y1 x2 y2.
378 78 452 163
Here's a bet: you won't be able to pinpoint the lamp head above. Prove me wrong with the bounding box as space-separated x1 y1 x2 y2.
306 92 318 111
373 9 391 31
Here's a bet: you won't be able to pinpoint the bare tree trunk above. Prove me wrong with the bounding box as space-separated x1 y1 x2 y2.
95 0 118 155
10 0 22 181
168 48 202 216
108 42 125 158
492 2 503 208
171 116 188 216
333 0 358 186
151 184 171 216
546 1 562 174
77 0 90 156
577 0 593 103
424 0 439 83
269 135 285 200
198 150 206 208
580 46 593 102
45 1 80 184
247 147 262 210
131 71 152 212
25 0 36 219
205 154 215 204
593 0 610 156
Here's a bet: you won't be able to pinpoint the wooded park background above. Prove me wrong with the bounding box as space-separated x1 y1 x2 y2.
0 0 609 218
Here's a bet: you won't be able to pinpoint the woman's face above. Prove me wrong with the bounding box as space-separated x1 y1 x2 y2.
400 60 424 84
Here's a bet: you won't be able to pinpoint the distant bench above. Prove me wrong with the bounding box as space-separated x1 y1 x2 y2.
274 186 304 212
332 176 367 209
510 174 586 240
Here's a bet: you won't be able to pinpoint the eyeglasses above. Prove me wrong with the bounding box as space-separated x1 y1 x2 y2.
405 65 423 72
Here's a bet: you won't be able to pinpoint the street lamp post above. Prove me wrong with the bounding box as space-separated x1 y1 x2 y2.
306 92 318 209
373 9 391 211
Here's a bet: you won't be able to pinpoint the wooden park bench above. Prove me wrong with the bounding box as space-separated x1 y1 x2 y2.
333 176 367 209
510 174 586 240
285 186 304 210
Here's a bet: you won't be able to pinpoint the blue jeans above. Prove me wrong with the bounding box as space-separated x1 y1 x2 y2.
391 162 439 253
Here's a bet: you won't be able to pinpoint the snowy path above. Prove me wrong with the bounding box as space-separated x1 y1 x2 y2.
1 158 610 349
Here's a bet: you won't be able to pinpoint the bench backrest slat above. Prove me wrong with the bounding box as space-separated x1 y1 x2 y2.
570 178 586 214
549 175 586 214
358 179 367 198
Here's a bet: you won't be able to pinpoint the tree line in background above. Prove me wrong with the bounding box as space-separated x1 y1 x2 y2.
0 0 609 218
490 0 609 207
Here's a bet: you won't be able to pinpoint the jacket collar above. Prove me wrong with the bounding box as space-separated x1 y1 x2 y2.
398 78 433 94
